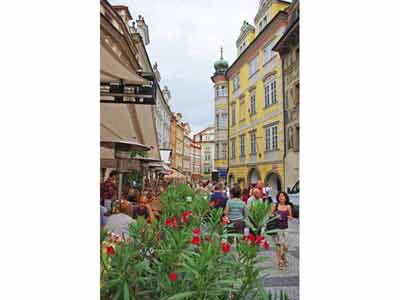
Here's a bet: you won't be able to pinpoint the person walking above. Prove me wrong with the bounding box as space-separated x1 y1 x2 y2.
209 183 228 209
242 188 250 204
264 183 273 203
271 191 293 270
246 188 263 209
224 184 247 233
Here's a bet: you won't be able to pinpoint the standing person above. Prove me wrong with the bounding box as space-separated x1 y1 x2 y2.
255 181 266 201
224 184 247 233
271 192 293 270
242 188 250 204
247 188 263 209
102 171 118 212
209 183 228 209
264 183 273 203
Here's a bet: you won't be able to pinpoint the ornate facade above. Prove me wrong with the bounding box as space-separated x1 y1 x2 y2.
274 0 299 190
226 0 289 197
211 48 229 182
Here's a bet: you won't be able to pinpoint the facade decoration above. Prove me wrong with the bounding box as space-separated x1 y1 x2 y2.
226 0 290 197
273 0 299 190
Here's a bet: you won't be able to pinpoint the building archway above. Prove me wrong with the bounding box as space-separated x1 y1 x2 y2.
264 172 282 199
248 167 261 186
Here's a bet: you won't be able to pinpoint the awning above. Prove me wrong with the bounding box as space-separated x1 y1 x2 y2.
164 168 187 180
100 44 150 85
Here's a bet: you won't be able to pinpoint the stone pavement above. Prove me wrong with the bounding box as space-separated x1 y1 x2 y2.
258 218 300 300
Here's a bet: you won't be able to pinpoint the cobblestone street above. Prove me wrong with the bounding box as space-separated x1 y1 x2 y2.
259 219 299 300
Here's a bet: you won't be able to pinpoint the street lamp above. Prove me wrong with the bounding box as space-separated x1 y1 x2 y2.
101 139 150 205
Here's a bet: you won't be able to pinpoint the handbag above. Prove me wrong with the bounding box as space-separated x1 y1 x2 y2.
266 214 279 233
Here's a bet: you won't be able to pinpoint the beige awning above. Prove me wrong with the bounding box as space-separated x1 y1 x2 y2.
100 44 150 85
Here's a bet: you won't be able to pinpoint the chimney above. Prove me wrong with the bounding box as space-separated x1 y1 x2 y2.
162 85 171 103
153 62 161 82
136 15 150 45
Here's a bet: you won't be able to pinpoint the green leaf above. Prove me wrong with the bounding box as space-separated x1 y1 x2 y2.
123 281 129 300
166 291 197 300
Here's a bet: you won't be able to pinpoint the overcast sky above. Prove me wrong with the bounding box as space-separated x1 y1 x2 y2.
109 0 261 134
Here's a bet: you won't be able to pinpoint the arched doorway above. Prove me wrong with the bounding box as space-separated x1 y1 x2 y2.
248 168 261 186
265 172 282 199
228 174 235 188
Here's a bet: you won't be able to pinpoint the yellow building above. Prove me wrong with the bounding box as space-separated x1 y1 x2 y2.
226 0 290 197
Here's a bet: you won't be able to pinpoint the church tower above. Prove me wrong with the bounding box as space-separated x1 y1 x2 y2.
211 47 229 182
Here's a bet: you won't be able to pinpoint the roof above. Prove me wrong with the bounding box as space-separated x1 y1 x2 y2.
112 5 133 21
193 126 215 137
272 17 299 53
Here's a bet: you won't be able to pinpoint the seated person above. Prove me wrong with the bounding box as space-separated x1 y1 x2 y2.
105 200 136 240
132 195 155 224
127 188 139 203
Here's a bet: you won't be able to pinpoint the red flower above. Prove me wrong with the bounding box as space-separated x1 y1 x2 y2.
106 246 115 256
181 211 193 223
221 242 231 254
248 233 255 243
262 241 270 250
191 236 201 245
193 228 200 236
169 272 177 282
255 235 265 245
222 216 230 224
166 216 178 228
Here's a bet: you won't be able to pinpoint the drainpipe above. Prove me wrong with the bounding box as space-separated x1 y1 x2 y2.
226 73 230 186
281 55 287 190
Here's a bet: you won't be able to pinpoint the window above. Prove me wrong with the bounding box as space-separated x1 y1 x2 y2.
222 143 227 160
231 104 236 126
249 56 258 77
264 79 277 107
233 74 240 91
231 138 236 159
216 85 227 97
250 93 256 115
220 113 228 129
250 131 257 155
215 143 219 160
220 85 227 96
265 124 278 152
263 41 275 64
240 135 245 157
216 114 220 129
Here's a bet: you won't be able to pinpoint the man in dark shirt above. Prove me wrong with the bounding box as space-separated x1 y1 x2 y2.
209 183 228 209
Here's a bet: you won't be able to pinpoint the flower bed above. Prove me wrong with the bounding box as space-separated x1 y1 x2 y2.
101 184 284 300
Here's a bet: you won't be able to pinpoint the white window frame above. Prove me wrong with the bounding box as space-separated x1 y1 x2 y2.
233 74 240 91
264 78 277 107
222 143 227 160
250 131 257 155
250 93 256 115
263 41 275 64
240 135 245 157
265 124 278 152
249 56 258 77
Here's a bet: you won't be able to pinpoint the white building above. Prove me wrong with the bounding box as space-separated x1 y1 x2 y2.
193 126 215 179
133 15 173 153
